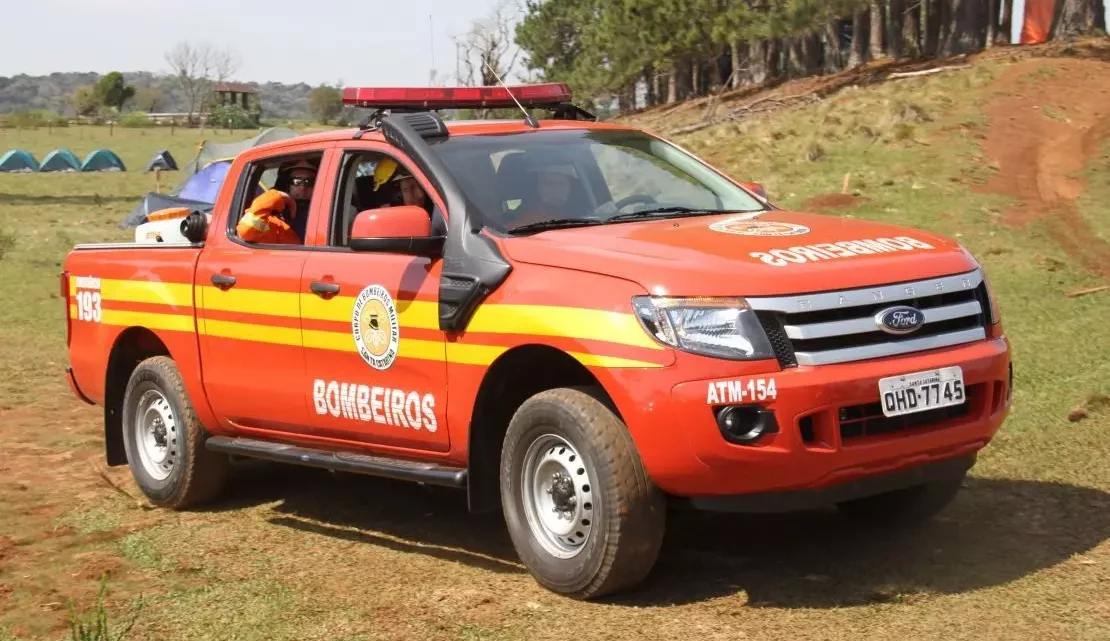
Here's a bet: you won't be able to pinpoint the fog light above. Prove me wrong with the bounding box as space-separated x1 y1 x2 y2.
715 405 779 445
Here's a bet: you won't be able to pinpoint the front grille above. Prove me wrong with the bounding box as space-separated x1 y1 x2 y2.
838 384 981 441
749 270 989 367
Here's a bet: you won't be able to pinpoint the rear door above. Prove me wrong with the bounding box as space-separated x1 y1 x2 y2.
195 146 331 433
298 143 451 452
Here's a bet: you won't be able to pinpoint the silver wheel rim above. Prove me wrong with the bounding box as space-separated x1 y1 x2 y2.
521 434 596 560
134 389 177 481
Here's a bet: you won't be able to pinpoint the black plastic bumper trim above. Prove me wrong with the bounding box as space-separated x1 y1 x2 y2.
205 436 468 488
680 452 977 513
66 366 96 405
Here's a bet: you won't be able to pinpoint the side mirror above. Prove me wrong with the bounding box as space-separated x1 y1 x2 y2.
349 205 445 257
740 181 768 200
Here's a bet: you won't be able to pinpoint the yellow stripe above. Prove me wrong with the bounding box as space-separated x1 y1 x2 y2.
70 278 193 308
78 280 658 351
200 319 301 346
443 343 661 368
446 342 508 366
300 294 439 328
569 352 662 369
466 304 662 350
69 278 663 367
303 328 446 361
198 286 300 318
105 310 195 333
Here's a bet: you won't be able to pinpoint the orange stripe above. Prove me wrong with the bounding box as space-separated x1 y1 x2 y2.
198 308 302 330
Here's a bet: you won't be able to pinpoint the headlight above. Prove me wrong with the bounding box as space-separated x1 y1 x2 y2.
631 296 775 360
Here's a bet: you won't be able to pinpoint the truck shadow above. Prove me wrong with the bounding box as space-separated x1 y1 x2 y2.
204 462 1110 608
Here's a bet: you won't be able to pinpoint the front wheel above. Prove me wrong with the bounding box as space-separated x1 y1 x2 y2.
121 356 228 509
500 388 666 600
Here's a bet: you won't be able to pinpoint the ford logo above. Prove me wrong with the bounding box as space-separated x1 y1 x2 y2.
875 306 926 335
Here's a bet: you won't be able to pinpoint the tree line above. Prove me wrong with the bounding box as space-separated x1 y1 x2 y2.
514 0 1108 112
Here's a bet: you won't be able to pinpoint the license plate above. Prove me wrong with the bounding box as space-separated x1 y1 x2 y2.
878 366 966 418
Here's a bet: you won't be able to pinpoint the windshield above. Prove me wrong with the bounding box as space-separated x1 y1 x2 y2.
425 128 766 233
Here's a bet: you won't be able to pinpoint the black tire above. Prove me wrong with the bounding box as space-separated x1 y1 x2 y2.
500 387 666 600
835 470 967 527
121 356 228 509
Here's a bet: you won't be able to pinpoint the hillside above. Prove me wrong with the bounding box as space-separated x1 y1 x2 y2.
0 71 316 120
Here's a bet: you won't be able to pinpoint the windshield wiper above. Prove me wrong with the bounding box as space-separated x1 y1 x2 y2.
607 207 758 222
506 217 606 235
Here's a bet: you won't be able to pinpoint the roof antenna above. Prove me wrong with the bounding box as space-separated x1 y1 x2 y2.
483 60 539 129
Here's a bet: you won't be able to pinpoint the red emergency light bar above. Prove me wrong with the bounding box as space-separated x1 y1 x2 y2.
341 83 573 110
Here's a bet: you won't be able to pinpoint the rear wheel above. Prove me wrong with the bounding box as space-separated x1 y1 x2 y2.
500 387 665 600
835 470 966 526
121 356 228 509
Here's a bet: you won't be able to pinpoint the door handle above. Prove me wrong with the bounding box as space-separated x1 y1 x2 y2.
310 281 341 296
211 273 236 289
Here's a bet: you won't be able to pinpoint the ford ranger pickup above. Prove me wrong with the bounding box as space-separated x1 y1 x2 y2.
61 83 1013 599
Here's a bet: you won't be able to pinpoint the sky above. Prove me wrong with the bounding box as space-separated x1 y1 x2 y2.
1 1 1107 86
0 0 519 86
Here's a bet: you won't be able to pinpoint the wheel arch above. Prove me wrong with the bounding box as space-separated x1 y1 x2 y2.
103 327 172 466
465 344 622 514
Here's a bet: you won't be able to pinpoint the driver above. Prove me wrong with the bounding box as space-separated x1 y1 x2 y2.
514 163 581 224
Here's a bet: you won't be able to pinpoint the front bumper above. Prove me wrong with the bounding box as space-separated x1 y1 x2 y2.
612 336 1011 502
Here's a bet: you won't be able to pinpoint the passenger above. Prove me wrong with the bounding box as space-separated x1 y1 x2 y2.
236 189 302 245
373 157 432 214
282 159 318 240
396 174 428 209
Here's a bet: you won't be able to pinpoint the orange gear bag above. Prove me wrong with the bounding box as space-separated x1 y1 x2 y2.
236 189 301 245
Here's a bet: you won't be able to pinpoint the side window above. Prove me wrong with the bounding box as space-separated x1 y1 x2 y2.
229 151 325 247
329 150 445 247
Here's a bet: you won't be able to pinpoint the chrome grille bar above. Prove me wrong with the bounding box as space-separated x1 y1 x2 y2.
748 269 983 314
794 328 987 366
750 268 989 367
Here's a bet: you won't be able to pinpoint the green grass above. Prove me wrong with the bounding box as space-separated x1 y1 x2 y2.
1077 140 1110 244
2 52 1110 641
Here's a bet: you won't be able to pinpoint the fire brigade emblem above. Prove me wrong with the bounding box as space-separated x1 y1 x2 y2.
352 284 399 370
710 218 810 237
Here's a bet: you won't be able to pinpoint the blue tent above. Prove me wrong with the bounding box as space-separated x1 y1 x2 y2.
81 148 126 172
0 149 39 172
39 148 81 172
119 192 214 228
176 160 231 202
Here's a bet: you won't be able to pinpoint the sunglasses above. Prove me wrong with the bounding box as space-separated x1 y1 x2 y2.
290 177 314 187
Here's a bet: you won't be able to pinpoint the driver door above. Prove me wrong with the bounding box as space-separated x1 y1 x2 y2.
298 144 451 453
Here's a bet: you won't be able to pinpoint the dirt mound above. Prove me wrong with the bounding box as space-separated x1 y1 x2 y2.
801 194 871 212
977 57 1110 280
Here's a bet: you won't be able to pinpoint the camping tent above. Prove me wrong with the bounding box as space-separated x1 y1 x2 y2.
177 160 232 203
39 148 81 172
0 149 39 172
144 150 178 171
179 126 297 179
119 192 214 228
80 149 126 172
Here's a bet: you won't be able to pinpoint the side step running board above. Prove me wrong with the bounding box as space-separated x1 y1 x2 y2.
205 436 467 488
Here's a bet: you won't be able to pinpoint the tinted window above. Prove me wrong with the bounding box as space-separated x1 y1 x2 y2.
427 129 765 232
